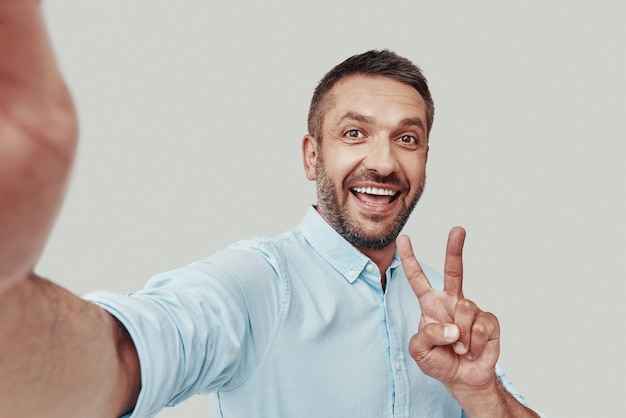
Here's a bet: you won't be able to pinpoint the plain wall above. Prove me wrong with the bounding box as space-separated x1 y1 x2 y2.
39 1 625 416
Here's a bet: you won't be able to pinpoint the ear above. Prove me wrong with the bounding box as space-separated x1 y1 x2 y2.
302 134 319 181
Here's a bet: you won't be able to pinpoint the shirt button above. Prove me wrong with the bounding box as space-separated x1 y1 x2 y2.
347 270 356 279
395 362 402 371
366 264 375 272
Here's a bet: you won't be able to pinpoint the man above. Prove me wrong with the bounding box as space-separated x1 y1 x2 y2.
0 2 542 417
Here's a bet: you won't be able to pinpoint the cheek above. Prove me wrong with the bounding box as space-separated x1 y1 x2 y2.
321 153 362 185
400 158 427 184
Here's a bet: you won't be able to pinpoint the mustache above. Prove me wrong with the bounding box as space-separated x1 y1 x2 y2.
343 170 409 193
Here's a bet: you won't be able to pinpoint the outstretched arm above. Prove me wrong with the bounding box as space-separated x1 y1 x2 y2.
0 2 140 416
398 229 539 418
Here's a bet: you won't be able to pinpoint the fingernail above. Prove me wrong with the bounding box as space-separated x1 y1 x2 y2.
454 341 466 354
443 325 459 340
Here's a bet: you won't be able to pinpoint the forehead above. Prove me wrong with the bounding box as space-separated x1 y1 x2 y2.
325 74 427 123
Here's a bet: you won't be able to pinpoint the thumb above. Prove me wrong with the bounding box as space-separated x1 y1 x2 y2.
409 323 460 361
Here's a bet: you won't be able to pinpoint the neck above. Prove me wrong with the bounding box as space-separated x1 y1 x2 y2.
357 243 396 289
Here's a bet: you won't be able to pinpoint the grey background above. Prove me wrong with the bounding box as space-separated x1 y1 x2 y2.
38 1 624 417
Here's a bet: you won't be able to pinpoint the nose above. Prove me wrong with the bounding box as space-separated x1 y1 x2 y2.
362 138 399 176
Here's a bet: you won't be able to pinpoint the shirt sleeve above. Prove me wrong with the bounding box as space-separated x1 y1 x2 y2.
495 364 547 418
83 247 283 418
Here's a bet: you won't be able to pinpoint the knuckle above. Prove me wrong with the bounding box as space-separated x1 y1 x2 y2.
472 311 499 337
408 334 429 362
456 298 477 312
471 321 489 338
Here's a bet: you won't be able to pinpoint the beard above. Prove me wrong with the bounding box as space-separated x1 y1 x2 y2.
315 152 425 250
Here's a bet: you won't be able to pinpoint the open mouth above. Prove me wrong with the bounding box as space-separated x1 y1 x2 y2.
351 187 400 205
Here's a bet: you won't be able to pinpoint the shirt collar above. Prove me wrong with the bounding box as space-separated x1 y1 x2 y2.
389 251 402 271
297 206 372 284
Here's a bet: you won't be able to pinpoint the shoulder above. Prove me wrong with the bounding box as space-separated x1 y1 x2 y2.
212 227 307 273
172 229 304 294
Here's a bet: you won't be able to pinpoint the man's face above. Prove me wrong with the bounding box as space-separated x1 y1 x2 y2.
303 74 429 250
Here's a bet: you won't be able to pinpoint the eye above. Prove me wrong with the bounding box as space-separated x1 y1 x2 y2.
396 134 419 146
344 129 365 140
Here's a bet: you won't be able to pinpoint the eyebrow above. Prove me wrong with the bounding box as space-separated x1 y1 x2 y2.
398 117 425 131
337 112 375 126
336 112 425 133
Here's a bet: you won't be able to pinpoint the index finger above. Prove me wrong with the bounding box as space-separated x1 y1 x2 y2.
443 226 466 296
397 234 432 298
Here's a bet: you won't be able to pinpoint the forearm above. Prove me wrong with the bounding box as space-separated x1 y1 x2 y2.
451 375 540 418
0 275 141 417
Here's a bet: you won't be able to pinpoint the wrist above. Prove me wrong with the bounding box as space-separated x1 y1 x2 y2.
447 375 516 418
449 376 538 418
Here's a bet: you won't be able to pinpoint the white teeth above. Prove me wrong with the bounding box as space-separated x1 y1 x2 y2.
352 187 397 196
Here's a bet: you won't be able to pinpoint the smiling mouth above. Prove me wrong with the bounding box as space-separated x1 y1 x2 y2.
351 187 400 205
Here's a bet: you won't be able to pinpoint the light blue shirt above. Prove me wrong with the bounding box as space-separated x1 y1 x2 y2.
86 206 536 417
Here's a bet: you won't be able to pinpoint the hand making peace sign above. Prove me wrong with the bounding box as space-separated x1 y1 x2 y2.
397 227 501 393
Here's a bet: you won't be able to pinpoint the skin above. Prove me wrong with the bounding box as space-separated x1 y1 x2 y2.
0 0 77 292
303 75 539 417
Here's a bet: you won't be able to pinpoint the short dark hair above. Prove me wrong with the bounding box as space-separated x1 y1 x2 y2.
307 49 435 140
